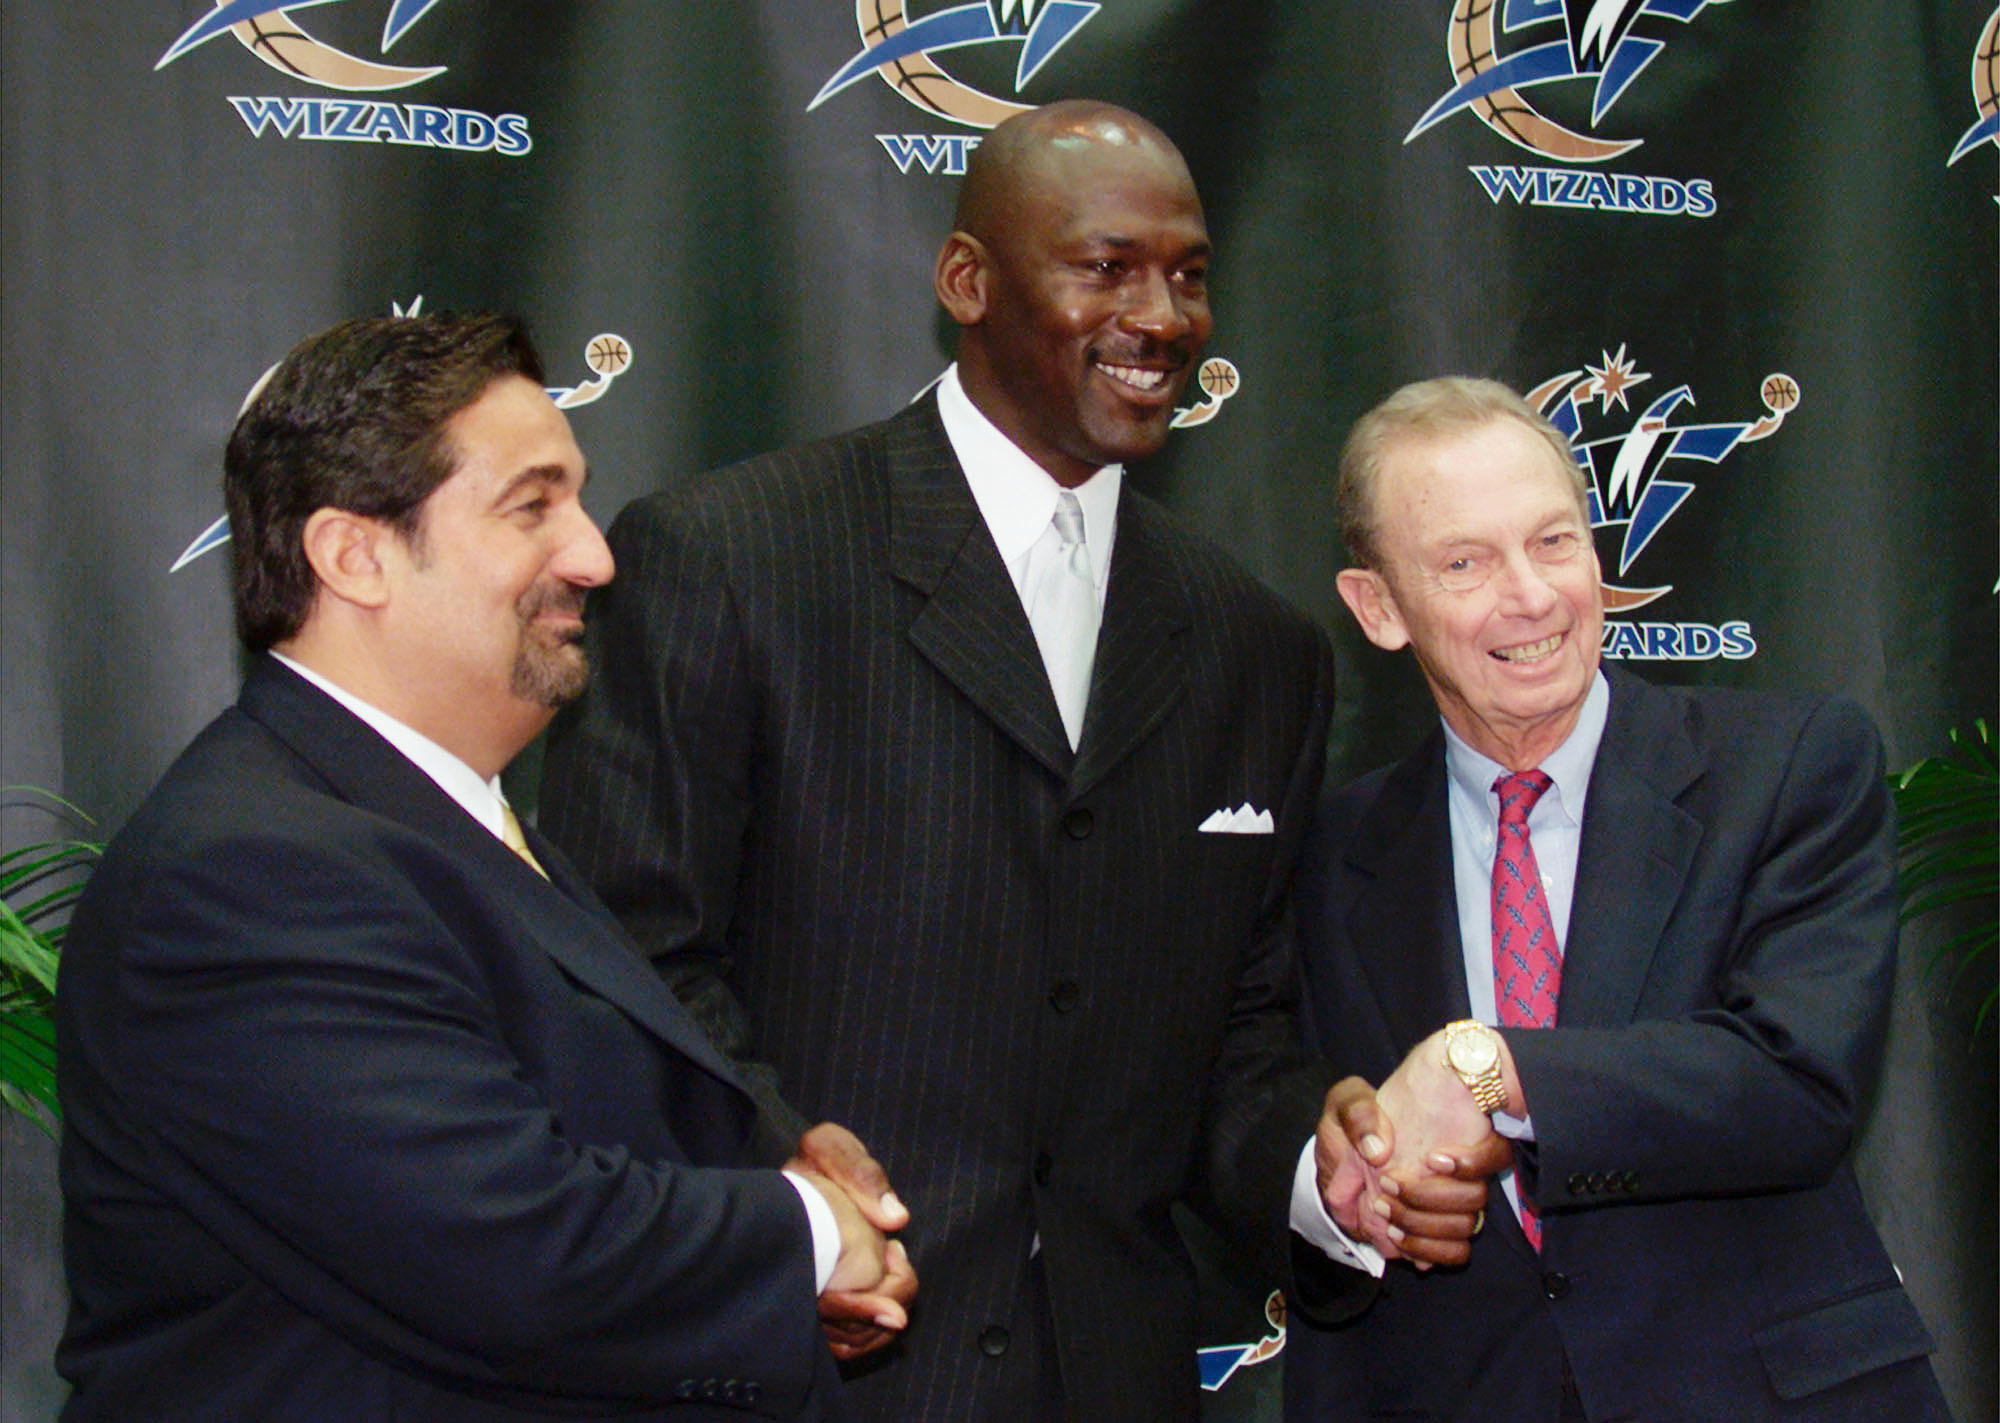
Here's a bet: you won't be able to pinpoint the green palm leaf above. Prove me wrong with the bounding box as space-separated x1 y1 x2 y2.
1 788 99 1132
1891 720 1998 1036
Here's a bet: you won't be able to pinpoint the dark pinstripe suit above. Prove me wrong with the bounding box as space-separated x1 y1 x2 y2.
541 395 1335 1420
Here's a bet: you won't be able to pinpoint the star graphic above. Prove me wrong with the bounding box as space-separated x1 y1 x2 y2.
1584 343 1650 413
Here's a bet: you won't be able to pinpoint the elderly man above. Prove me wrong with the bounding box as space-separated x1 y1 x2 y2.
1285 376 1946 1420
55 312 913 1420
539 102 1440 1419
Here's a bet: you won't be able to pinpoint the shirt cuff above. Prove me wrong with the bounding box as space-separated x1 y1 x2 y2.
782 1169 840 1295
1495 1109 1535 1139
1288 1137 1385 1278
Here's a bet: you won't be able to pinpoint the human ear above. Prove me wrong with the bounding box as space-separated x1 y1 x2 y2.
1335 568 1412 652
933 231 991 327
300 508 392 611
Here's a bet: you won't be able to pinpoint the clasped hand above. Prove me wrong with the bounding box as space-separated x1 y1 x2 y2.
1315 1031 1514 1269
786 1122 918 1360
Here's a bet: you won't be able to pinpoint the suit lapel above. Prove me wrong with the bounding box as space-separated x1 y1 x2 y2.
887 399 1076 778
237 660 753 1095
1558 668 1705 1028
1070 491 1190 799
1344 732 1474 1051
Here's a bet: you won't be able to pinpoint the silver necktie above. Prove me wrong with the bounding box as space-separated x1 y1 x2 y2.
1026 491 1100 748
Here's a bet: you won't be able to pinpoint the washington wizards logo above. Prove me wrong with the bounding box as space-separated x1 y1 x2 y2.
1197 1289 1286 1393
1410 0 1732 163
1947 7 2000 173
811 0 1101 129
158 1 453 92
1527 346 1797 613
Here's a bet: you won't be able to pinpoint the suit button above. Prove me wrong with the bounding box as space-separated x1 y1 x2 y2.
1620 1171 1639 1193
722 1380 745 1403
1049 980 1080 1012
1566 1172 1588 1196
1585 1172 1606 1194
700 1378 725 1400
1542 1271 1571 1300
1062 807 1094 839
673 1379 698 1401
741 1382 762 1405
1033 1151 1053 1185
979 1324 1011 1356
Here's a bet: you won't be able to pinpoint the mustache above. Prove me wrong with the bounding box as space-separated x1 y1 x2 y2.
1090 337 1196 368
517 580 589 638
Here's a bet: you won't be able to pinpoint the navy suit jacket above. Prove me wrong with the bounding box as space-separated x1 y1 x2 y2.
540 395 1336 1421
1285 666 1945 1422
57 659 845 1420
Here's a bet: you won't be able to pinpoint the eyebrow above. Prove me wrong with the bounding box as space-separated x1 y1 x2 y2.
1076 233 1213 258
489 463 585 510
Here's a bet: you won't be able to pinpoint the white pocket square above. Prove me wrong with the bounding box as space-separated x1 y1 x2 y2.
1198 803 1274 835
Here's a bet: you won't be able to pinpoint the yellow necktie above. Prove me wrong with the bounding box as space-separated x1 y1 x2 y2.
499 804 549 880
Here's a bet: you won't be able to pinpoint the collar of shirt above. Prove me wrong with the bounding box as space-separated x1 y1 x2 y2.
269 650 512 842
1443 668 1611 1013
1442 669 1611 848
935 363 1121 606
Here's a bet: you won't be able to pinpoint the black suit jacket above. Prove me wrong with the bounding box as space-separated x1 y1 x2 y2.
540 395 1336 1421
1285 666 1945 1422
56 659 845 1420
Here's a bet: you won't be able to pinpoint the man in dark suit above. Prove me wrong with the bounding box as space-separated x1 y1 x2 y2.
55 312 915 1419
1285 376 1946 1420
539 102 1387 1419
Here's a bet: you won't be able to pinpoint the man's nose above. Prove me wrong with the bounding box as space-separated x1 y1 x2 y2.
553 507 615 588
1492 554 1560 614
1118 268 1195 341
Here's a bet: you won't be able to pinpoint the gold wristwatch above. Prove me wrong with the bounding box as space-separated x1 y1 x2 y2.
1443 1019 1508 1115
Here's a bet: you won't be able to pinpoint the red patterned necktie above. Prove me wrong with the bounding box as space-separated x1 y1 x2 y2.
1491 769 1560 1248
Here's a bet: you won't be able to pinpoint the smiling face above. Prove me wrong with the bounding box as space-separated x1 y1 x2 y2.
383 374 614 768
1336 415 1604 769
938 110 1212 486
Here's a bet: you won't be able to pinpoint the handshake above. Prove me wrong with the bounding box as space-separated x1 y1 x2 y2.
1314 1024 1522 1268
786 1123 920 1361
782 1019 1524 1367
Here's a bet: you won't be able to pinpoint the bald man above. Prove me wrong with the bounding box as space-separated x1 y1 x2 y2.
541 103 1365 1419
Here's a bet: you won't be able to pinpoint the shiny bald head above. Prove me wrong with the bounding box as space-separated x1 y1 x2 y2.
935 101 1213 485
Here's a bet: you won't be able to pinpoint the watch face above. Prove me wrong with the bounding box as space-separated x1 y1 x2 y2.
1449 1028 1498 1075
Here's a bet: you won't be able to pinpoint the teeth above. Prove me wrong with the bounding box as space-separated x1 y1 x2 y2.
1493 634 1563 663
1098 362 1167 391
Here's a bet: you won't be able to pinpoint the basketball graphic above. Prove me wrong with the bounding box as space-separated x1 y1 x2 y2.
586 334 633 378
1170 358 1242 430
1759 372 1800 413
552 333 635 410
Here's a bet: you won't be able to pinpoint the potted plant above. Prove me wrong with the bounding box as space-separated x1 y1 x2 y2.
1 789 98 1134
1891 719 1997 1035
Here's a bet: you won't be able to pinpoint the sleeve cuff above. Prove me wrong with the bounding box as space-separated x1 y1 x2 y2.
782 1169 840 1295
1287 1137 1385 1278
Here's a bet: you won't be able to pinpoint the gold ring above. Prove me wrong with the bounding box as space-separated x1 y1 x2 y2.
1472 1209 1485 1236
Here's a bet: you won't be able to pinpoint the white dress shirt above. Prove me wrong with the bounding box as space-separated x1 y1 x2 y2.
936 363 1122 610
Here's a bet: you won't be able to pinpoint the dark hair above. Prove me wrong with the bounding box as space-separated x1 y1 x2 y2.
223 311 545 650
